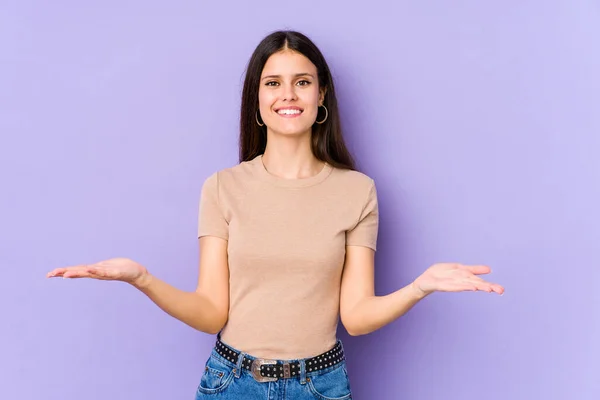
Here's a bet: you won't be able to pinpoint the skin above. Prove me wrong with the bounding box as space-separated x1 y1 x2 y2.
258 49 327 180
47 49 504 338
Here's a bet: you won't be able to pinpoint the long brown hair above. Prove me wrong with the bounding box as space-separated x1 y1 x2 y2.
239 30 356 170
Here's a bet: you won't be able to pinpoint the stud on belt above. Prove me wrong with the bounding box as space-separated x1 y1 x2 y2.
214 338 345 383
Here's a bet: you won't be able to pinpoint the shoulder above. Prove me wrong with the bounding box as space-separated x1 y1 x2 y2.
323 167 377 210
330 167 376 192
201 157 259 194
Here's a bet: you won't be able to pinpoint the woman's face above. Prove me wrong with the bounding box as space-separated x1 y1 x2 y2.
258 49 326 137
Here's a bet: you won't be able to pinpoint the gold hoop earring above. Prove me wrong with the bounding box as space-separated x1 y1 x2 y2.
256 111 264 127
316 105 328 124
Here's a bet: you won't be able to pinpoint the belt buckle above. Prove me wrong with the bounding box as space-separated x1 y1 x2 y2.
251 358 278 383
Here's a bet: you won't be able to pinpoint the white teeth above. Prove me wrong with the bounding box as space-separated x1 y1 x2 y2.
277 109 302 115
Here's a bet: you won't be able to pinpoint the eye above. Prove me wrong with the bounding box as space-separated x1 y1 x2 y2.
297 80 311 86
265 81 279 86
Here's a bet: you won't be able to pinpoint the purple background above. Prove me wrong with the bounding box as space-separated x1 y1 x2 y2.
1 1 599 399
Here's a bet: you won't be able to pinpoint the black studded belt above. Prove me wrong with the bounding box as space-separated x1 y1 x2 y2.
214 336 345 383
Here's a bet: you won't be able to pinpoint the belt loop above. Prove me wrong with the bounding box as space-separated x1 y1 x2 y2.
299 359 307 385
234 351 246 378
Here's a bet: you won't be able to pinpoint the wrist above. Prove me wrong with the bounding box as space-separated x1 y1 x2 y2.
132 272 153 290
410 280 431 300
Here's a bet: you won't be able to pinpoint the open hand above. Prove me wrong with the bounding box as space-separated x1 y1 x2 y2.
412 263 504 297
47 258 150 288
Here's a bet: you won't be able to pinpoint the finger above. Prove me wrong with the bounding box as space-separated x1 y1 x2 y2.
462 275 493 292
458 264 491 275
47 269 65 278
85 266 114 280
47 267 73 277
473 282 494 293
441 278 504 294
439 282 479 292
62 266 96 279
449 276 490 292
491 284 505 295
468 278 504 294
47 264 91 278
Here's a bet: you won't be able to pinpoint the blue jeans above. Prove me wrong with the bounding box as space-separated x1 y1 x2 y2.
195 340 352 399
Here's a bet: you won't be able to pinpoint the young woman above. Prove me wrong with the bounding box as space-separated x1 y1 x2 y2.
47 30 504 399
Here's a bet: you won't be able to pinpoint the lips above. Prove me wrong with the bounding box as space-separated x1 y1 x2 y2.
275 107 304 117
275 106 304 112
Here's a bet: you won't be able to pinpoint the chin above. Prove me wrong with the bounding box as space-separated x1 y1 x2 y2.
274 128 311 137
269 123 313 137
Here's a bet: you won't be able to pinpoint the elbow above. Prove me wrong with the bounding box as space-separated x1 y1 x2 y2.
342 318 369 337
347 327 369 337
197 306 228 335
201 320 226 335
203 321 222 335
341 296 376 337
347 329 362 337
208 314 228 335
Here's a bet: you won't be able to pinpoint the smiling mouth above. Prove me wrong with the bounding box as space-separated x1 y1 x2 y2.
276 109 303 116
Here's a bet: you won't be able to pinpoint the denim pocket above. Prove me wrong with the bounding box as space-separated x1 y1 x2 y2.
196 355 235 395
307 362 352 400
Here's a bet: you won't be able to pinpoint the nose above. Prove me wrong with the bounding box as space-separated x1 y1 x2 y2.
281 82 297 101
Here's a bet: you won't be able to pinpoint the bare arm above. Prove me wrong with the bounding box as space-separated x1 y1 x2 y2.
48 236 230 335
135 278 225 334
340 246 504 336
135 236 230 334
339 246 423 336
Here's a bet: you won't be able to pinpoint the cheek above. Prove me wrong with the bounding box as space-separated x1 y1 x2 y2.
258 90 274 113
304 91 321 115
302 107 318 121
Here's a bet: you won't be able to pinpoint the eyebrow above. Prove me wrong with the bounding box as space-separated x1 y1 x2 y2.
261 73 315 81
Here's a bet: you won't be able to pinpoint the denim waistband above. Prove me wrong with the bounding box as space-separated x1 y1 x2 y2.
211 332 346 382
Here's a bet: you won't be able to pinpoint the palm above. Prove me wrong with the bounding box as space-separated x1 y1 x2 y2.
413 263 504 296
47 257 147 286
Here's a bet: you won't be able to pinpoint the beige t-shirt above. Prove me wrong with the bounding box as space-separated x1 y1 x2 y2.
197 154 378 359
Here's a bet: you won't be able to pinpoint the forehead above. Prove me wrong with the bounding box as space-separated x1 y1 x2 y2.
261 50 317 77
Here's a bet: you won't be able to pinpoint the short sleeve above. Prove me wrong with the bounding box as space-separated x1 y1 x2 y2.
197 172 229 240
345 180 379 251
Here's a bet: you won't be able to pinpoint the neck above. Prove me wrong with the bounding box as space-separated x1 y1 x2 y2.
262 129 324 180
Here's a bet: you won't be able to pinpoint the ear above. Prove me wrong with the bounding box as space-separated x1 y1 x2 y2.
319 86 327 106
